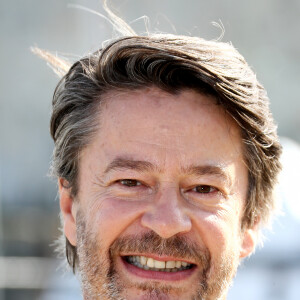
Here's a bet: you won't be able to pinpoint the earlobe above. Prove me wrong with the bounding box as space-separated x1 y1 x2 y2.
59 178 77 246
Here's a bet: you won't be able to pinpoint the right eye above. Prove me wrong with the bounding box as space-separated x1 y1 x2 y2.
118 179 142 187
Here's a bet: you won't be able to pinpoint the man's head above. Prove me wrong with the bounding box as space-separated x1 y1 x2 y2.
49 33 281 299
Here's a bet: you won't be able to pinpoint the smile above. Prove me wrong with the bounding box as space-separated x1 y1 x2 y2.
124 255 194 272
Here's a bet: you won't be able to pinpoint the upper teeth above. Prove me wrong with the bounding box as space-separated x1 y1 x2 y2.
127 255 191 271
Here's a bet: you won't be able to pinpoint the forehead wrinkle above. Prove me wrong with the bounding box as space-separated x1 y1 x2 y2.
127 139 187 153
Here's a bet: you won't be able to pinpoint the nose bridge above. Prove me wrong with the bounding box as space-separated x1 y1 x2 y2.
141 184 192 239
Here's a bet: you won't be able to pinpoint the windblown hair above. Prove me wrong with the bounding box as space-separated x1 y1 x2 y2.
36 11 281 272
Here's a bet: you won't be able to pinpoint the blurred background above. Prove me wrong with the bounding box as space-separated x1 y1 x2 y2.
0 0 299 299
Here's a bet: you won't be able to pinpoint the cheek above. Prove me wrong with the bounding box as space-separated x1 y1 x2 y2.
192 208 242 256
85 197 148 248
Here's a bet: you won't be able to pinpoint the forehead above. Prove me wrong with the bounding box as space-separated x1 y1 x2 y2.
96 88 243 164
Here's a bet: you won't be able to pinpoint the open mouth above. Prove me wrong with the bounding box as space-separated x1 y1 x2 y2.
124 255 195 272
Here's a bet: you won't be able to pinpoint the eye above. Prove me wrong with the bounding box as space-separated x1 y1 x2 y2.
118 179 142 187
193 185 216 193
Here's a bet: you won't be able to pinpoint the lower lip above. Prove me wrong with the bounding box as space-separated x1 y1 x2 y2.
121 257 196 281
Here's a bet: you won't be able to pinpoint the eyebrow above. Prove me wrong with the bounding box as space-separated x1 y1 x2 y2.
182 165 231 184
104 157 159 174
104 157 231 183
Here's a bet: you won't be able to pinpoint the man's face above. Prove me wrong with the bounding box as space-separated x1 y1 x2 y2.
60 88 256 300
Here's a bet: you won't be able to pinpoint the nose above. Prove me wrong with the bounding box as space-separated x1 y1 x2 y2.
140 186 192 239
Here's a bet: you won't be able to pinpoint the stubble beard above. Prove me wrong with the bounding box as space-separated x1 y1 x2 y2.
75 212 240 300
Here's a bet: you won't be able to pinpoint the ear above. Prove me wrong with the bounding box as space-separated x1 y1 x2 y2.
239 228 257 258
58 178 77 246
239 219 259 259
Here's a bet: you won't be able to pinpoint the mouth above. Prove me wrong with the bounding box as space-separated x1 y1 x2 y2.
121 254 197 281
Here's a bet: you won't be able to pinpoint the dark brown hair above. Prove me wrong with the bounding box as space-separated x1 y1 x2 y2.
44 33 281 272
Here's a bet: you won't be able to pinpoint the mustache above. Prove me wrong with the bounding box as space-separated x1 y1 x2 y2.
109 231 211 267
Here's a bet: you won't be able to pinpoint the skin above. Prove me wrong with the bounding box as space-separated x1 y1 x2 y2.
59 88 257 300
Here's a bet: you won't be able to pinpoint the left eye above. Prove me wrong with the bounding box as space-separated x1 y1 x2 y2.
193 185 216 193
119 179 142 187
